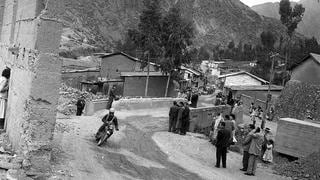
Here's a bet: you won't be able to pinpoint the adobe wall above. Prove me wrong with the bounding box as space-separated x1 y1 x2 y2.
123 76 177 97
0 0 64 172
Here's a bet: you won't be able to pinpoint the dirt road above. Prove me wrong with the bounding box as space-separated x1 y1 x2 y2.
51 108 288 180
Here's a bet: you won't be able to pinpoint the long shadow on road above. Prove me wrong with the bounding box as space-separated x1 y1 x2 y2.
91 115 202 180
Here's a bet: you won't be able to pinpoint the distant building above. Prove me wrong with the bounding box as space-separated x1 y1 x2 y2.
180 66 203 90
100 52 158 80
289 53 320 85
120 72 176 97
224 85 283 108
79 52 178 97
218 71 268 87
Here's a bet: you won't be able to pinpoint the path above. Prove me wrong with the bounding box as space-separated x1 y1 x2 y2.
50 106 288 180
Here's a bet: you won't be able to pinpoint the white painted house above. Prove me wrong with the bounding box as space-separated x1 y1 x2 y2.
218 71 268 87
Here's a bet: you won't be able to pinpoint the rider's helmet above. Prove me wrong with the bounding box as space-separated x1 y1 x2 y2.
109 108 115 113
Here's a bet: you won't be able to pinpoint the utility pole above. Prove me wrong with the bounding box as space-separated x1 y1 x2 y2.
144 53 150 97
261 52 277 129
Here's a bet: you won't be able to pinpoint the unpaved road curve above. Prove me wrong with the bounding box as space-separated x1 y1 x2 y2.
51 108 288 180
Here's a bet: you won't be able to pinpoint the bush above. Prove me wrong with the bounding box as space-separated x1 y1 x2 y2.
275 80 320 121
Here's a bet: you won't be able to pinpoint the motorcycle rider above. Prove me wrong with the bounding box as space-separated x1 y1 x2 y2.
96 108 119 142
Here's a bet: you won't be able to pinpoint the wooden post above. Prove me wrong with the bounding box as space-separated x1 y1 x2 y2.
165 73 170 97
261 53 276 129
144 53 150 97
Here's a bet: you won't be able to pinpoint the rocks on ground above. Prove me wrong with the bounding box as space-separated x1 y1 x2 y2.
274 151 320 180
57 83 106 115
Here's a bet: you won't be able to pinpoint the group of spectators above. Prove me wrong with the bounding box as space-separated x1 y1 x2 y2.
249 103 275 126
168 101 191 135
240 125 274 176
177 89 199 108
210 112 274 176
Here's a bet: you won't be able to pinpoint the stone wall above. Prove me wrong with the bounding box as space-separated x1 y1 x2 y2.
275 80 320 121
0 0 64 172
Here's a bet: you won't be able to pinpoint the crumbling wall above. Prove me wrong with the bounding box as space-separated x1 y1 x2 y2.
0 0 64 172
275 80 320 121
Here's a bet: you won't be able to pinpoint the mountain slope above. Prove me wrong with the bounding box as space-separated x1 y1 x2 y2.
59 0 291 51
252 0 320 41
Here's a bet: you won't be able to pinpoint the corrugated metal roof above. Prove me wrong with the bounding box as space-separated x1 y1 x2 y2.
225 85 283 91
218 71 268 84
101 52 159 66
120 71 167 77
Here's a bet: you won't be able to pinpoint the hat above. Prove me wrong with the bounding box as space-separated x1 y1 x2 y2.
109 108 115 113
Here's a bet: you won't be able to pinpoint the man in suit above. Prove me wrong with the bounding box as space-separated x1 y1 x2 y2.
175 102 185 134
215 122 231 168
240 124 256 171
107 86 116 109
168 101 179 132
180 101 191 135
245 127 264 176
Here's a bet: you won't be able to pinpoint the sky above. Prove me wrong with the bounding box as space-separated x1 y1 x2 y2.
240 0 300 7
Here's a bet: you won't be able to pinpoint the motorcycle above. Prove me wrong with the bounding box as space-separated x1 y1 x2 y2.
96 121 114 146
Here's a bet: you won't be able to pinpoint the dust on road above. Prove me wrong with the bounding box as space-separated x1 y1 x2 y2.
51 108 287 180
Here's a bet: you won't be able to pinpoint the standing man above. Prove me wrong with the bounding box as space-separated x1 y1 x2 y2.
76 96 86 116
261 128 272 159
175 102 185 134
240 124 256 171
180 102 191 135
190 92 199 108
168 101 179 132
245 127 264 176
215 122 231 168
107 86 116 110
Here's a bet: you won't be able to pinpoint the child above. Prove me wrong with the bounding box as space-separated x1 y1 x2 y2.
263 139 274 163
250 107 257 126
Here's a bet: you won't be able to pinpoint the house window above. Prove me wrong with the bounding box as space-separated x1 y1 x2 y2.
188 73 191 78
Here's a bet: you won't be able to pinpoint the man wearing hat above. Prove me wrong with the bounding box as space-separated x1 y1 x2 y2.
96 108 119 141
261 127 272 159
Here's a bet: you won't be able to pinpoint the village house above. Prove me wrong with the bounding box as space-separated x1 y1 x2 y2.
100 52 158 80
289 53 320 85
224 85 283 110
218 71 269 87
120 72 176 97
61 57 101 89
179 66 203 90
79 52 178 97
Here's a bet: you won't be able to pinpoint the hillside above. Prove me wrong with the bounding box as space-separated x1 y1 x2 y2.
252 0 320 41
59 0 291 52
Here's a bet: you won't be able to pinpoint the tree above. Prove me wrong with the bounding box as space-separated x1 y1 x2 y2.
260 31 276 52
129 0 163 59
128 2 194 97
160 7 194 96
198 46 210 61
305 37 320 53
279 0 305 85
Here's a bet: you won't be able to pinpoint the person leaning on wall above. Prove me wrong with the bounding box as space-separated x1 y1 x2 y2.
0 68 11 129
